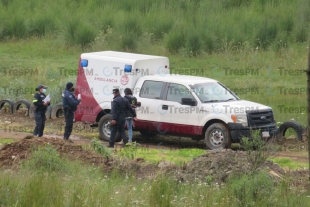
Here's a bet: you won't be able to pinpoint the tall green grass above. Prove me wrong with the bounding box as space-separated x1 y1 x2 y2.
0 0 309 52
0 37 308 125
0 145 309 207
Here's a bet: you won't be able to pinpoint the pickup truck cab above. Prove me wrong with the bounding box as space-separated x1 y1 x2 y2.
74 51 277 149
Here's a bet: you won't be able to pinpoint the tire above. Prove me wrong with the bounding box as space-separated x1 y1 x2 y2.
0 99 14 114
51 103 64 119
205 123 231 150
98 114 121 142
139 130 157 138
45 105 52 119
29 104 35 119
274 120 304 141
13 99 31 116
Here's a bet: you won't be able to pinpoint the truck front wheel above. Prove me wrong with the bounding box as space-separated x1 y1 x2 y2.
205 123 231 150
98 115 121 142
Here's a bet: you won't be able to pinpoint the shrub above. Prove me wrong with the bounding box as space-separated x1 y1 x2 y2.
118 141 141 159
75 24 97 48
240 130 278 173
29 16 56 37
90 138 112 159
120 33 137 51
148 176 176 207
229 171 274 207
6 17 28 39
62 19 79 45
164 30 185 53
152 19 173 41
185 31 202 56
21 144 69 173
255 20 278 50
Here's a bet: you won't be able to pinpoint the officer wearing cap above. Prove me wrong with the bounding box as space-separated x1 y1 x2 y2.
62 82 81 142
33 85 50 137
109 88 136 148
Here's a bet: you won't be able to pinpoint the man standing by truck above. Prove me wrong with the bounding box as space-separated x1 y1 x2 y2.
124 88 138 143
109 88 136 148
62 82 81 142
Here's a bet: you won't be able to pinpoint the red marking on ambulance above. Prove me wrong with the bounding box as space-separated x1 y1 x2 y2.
94 77 117 82
121 75 129 85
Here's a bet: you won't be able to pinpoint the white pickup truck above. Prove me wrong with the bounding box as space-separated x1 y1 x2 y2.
74 51 277 149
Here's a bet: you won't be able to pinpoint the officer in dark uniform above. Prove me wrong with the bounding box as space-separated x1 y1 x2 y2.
109 88 136 148
62 82 81 142
33 85 50 137
124 88 138 142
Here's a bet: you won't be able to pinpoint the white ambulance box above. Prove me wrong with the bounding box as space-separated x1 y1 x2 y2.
75 51 169 123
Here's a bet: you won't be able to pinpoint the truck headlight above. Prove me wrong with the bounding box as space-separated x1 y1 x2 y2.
231 114 248 127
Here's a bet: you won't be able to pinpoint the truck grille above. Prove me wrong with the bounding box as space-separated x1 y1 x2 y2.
247 109 274 127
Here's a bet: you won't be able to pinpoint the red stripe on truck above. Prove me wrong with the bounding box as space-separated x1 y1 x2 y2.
74 58 100 123
135 120 203 136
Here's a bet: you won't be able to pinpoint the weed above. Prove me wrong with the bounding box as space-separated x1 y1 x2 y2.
118 141 141 159
229 171 274 207
241 130 278 173
21 144 69 173
90 138 112 159
164 30 185 53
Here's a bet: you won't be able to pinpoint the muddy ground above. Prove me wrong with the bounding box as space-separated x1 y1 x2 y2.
0 112 309 189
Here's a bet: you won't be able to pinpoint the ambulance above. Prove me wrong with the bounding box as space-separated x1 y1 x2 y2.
74 51 277 149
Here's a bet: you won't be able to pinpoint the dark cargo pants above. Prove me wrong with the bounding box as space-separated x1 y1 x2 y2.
33 111 46 137
64 109 74 139
109 120 127 148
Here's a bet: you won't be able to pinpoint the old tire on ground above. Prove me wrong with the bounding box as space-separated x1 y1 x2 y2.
29 104 35 118
45 105 52 119
205 123 231 150
51 103 64 119
13 99 31 116
98 114 121 142
274 120 304 142
0 99 14 114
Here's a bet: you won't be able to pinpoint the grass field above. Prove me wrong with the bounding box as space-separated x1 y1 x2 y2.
0 144 309 207
1 1 310 206
0 1 309 127
0 38 308 127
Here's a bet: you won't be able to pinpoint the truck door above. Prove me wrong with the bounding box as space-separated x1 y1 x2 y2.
135 80 166 132
160 83 200 136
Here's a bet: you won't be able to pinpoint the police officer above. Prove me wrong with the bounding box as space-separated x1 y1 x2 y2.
33 85 50 137
62 82 81 142
109 88 136 148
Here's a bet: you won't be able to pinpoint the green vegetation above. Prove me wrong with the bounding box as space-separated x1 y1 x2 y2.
0 1 308 126
241 131 278 172
0 145 309 207
0 138 14 144
0 0 309 52
133 147 206 165
268 157 308 170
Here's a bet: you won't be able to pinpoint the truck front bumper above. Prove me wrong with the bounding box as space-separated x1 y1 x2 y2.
227 122 278 143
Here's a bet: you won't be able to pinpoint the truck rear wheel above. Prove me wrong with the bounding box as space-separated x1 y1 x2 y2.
98 115 121 142
205 123 231 150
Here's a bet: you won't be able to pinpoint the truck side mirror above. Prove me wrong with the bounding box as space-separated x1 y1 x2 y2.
136 102 141 107
181 98 197 106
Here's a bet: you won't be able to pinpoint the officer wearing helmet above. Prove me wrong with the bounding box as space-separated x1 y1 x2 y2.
33 84 50 137
62 82 81 142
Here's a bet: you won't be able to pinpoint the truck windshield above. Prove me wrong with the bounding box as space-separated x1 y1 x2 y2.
191 82 239 103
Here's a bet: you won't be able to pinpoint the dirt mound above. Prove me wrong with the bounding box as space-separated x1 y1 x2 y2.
1 137 308 187
171 149 294 184
0 136 105 169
